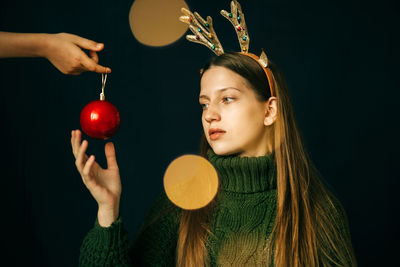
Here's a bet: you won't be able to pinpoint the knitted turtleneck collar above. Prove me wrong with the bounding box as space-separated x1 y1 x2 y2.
207 149 277 194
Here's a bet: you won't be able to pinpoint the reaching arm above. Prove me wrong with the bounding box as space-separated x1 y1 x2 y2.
71 129 181 266
0 32 111 75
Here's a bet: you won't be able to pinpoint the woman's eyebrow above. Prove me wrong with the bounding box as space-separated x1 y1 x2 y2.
199 87 242 100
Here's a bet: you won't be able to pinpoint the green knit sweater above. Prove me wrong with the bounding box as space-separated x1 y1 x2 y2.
78 150 352 266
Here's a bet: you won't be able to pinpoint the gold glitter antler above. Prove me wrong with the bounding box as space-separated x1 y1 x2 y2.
221 0 249 53
179 8 224 56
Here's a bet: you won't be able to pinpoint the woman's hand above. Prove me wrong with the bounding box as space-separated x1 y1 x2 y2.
71 129 121 226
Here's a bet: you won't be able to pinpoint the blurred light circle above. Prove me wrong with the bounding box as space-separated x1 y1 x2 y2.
129 0 189 47
164 155 219 210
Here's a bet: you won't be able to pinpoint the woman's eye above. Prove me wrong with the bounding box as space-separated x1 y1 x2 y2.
222 97 235 103
200 103 209 109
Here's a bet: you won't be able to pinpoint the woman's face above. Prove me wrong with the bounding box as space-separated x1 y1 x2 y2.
200 66 273 157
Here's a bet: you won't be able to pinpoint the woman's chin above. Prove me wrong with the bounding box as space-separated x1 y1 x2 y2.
210 145 241 156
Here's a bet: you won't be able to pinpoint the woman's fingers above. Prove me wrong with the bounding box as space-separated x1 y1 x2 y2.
75 138 89 172
82 155 96 182
71 130 74 154
71 130 88 160
71 129 82 157
71 130 78 156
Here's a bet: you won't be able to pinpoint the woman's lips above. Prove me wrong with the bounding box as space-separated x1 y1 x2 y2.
209 129 226 140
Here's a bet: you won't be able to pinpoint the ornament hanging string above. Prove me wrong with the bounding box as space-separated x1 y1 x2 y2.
100 73 107 100
80 72 120 140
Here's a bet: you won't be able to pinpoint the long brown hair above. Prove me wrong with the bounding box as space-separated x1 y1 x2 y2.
177 52 357 266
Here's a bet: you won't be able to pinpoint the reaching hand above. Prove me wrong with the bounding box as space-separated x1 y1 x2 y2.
0 31 111 75
71 129 121 226
45 33 111 75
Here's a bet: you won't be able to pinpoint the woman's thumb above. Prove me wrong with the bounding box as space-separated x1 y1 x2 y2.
105 142 118 169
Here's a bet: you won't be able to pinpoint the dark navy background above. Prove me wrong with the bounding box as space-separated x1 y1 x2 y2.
0 0 398 265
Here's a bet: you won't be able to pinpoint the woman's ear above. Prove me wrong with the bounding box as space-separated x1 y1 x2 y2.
264 97 277 126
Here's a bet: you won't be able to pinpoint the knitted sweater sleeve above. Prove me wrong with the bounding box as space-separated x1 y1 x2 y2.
78 191 181 267
79 216 131 266
130 191 181 266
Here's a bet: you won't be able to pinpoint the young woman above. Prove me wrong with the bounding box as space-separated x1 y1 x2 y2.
71 52 357 266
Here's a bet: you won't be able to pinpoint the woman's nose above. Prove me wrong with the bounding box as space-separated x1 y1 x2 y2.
204 104 221 123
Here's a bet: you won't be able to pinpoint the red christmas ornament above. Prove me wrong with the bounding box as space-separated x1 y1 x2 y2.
80 74 120 140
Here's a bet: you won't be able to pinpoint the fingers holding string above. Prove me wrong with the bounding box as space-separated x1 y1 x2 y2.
89 50 99 64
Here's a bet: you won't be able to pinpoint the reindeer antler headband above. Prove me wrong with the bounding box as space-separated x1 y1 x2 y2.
179 0 275 97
